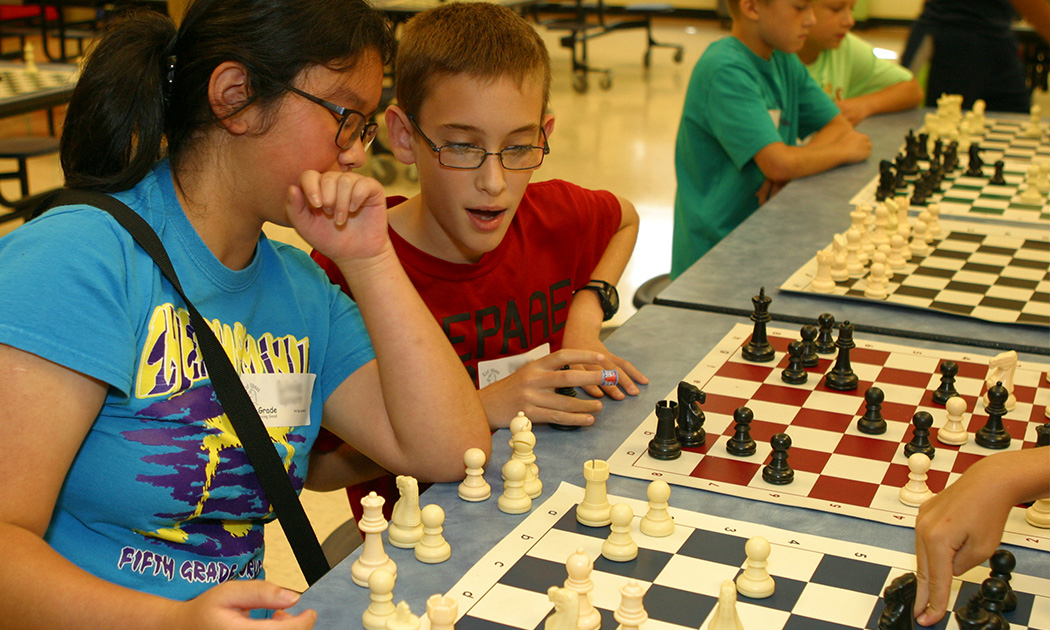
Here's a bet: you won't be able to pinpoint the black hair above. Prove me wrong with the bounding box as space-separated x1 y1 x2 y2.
60 0 395 192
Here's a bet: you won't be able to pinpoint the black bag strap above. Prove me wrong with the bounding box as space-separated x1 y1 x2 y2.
45 189 331 585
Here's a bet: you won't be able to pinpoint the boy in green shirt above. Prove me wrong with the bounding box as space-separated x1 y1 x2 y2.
798 0 923 125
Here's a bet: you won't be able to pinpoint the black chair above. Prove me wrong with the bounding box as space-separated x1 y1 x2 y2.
0 135 60 223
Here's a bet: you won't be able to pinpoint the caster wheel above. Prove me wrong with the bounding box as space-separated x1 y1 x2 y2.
643 50 651 69
673 48 684 63
572 73 588 93
599 74 612 90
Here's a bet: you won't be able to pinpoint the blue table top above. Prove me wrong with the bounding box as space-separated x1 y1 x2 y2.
656 109 1050 356
293 305 1049 627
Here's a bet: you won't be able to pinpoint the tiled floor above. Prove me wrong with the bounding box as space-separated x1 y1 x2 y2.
2 15 1043 592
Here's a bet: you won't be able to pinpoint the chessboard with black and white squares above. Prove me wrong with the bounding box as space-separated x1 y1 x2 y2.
781 221 1050 325
445 484 1050 630
0 68 78 98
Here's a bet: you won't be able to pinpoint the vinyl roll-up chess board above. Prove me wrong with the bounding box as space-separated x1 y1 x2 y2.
606 324 1050 551
779 220 1050 325
440 482 1050 630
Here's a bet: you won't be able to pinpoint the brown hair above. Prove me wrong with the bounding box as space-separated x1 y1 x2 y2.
394 2 550 120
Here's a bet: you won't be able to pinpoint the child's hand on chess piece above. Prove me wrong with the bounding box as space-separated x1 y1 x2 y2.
913 448 1049 625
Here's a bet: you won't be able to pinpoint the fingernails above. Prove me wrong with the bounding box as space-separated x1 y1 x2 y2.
281 589 301 605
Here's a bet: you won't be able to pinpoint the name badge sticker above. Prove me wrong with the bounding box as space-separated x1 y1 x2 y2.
477 343 551 389
239 373 316 427
768 109 781 128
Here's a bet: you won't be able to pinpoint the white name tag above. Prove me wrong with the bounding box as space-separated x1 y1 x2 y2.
477 343 551 389
768 109 781 128
239 373 316 427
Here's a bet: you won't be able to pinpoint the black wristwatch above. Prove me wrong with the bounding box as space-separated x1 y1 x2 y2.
575 279 619 321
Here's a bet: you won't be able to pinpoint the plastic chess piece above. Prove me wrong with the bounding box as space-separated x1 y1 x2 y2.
576 459 612 526
639 480 675 537
989 160 1007 185
814 313 836 353
954 592 992 630
613 580 648 630
601 503 638 562
904 411 936 459
932 360 960 404
977 577 1010 629
498 459 532 514
937 396 968 445
910 220 929 256
543 586 579 630
1026 496 1050 528
830 234 850 283
388 475 423 549
362 569 396 630
425 594 457 630
899 452 935 507
459 447 491 502
564 548 601 630
863 262 889 300
975 382 1012 449
966 143 984 176
351 491 398 587
512 429 542 499
551 365 581 431
413 504 451 564
823 321 859 391
387 601 421 630
1039 422 1050 446
983 350 1018 412
709 579 744 630
762 432 794 485
858 386 887 435
811 248 837 293
648 399 681 460
742 287 775 362
726 407 757 457
781 339 808 384
509 410 532 439
887 234 907 269
846 227 865 277
676 381 707 447
799 324 820 367
736 536 775 598
877 573 917 630
22 42 37 75
989 549 1018 613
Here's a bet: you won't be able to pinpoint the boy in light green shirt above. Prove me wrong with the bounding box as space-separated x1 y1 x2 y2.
798 0 923 125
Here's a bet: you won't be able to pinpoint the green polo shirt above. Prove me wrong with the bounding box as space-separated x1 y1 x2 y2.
805 32 915 102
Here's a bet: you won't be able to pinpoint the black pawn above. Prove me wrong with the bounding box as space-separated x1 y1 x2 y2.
904 411 936 459
551 365 581 431
824 321 859 391
878 572 916 630
648 400 681 460
726 407 757 457
742 287 775 362
799 324 820 367
781 340 808 385
814 313 837 354
989 160 1007 185
976 577 1009 630
989 549 1017 613
955 592 991 630
932 360 960 404
1037 423 1050 447
858 386 887 435
975 382 1012 449
762 432 794 485
676 381 706 447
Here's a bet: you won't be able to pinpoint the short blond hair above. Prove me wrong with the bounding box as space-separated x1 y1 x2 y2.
394 2 551 119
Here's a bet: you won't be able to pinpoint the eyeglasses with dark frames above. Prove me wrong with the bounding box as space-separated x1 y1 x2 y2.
408 114 549 170
281 83 379 151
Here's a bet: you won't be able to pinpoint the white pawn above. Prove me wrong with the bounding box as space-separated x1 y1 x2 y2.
508 410 532 448
601 503 638 562
23 41 37 75
387 601 421 630
512 429 542 499
1024 104 1043 138
1038 160 1050 194
872 204 890 247
736 536 775 599
388 475 423 549
845 227 865 278
925 203 941 239
459 447 491 502
614 580 648 630
899 452 935 507
1026 498 1050 528
414 504 451 564
564 548 601 630
937 396 969 445
362 569 397 630
709 579 744 630
864 262 889 300
639 480 674 537
498 458 532 514
543 586 579 630
810 247 837 293
910 221 929 256
830 234 850 282
426 594 457 630
887 233 907 270
577 459 612 526
352 491 398 587
1021 164 1043 204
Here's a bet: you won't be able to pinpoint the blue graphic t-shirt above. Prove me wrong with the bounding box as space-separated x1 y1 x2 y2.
0 160 374 601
